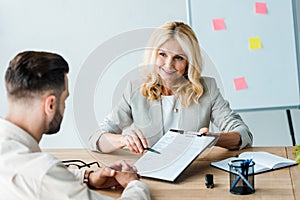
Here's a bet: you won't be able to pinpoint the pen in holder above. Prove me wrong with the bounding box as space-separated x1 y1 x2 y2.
228 159 255 195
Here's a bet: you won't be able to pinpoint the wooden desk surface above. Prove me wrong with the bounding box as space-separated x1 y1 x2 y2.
44 147 299 200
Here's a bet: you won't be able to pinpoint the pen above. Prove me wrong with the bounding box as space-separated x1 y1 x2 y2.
144 147 161 154
244 159 252 192
230 175 241 191
170 129 206 137
170 129 185 134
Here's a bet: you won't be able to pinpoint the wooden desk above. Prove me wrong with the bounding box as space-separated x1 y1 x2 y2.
44 147 299 200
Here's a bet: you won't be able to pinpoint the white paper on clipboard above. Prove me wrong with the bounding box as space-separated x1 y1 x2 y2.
134 130 217 182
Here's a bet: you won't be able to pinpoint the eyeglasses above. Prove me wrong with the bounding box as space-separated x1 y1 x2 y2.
62 159 101 169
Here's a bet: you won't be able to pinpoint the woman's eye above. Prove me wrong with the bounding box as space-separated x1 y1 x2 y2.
159 52 166 57
174 56 184 60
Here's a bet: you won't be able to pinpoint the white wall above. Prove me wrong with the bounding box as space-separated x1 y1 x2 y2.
0 0 299 148
0 0 187 148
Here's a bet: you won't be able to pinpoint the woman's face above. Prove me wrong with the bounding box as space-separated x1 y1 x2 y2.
155 39 188 85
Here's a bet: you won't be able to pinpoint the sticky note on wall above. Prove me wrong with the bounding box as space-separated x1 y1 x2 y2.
255 2 268 14
248 37 262 50
234 77 248 91
212 18 226 31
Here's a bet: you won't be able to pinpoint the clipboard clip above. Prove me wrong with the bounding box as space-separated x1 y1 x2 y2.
169 129 206 137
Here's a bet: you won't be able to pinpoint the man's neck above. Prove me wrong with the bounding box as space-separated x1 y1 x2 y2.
5 103 44 143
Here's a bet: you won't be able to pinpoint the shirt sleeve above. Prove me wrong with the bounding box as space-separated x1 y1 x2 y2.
118 180 151 200
206 78 253 149
67 168 86 183
39 162 151 200
39 163 114 200
89 81 134 152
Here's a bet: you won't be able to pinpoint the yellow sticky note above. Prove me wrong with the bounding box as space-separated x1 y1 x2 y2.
249 37 262 50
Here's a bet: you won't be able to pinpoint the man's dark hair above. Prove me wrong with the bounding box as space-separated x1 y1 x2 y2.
5 51 69 100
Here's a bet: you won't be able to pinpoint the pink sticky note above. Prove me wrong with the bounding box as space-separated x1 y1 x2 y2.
212 18 226 31
255 2 267 14
234 77 248 91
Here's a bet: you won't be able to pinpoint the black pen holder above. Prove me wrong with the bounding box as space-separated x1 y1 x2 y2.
228 159 255 195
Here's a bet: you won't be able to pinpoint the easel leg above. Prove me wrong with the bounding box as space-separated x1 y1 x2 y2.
286 109 296 146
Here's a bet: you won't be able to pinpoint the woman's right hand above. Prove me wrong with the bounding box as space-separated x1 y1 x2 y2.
122 129 148 154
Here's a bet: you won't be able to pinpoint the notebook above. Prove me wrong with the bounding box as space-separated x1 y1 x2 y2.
211 151 297 174
134 129 217 182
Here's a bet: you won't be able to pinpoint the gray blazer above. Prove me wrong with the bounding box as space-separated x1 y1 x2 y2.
89 77 253 151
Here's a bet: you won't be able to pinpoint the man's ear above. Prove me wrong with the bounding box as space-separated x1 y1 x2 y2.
44 95 57 116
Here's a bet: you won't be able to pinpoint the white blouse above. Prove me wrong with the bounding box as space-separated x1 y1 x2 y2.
161 95 181 133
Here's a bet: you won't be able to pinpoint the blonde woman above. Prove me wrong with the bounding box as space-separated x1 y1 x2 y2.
90 21 253 154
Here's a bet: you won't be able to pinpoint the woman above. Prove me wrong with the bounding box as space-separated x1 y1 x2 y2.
89 21 253 154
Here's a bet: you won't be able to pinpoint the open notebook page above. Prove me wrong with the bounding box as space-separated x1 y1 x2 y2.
239 151 297 172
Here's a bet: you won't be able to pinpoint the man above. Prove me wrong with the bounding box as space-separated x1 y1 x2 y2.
0 51 150 200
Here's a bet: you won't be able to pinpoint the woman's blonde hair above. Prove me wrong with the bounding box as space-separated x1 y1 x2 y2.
140 21 204 106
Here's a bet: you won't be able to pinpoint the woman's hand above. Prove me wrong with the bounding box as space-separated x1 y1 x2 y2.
122 129 148 154
199 127 209 135
198 127 241 150
198 127 220 147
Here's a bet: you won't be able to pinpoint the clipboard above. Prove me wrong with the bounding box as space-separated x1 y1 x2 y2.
134 129 217 182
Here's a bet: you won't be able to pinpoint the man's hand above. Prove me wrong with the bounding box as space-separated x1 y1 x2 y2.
88 167 119 189
109 160 140 188
88 160 140 189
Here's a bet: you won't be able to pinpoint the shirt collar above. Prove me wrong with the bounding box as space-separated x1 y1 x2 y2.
0 117 41 152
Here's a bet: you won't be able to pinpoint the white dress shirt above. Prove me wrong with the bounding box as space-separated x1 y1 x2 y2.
0 118 150 200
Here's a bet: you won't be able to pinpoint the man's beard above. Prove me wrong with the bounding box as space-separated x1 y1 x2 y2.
45 108 63 135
